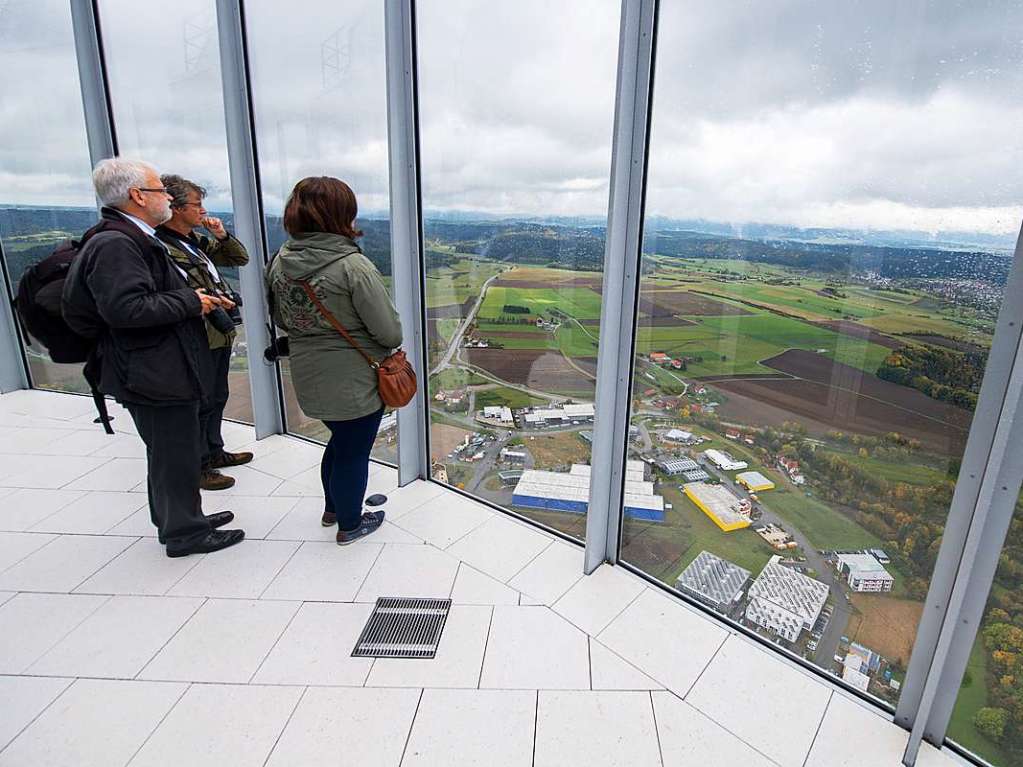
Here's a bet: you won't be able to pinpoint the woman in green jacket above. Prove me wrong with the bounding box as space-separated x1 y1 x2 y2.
267 177 403 544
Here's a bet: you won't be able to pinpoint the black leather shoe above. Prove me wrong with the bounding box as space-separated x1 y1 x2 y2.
167 529 245 558
205 511 235 528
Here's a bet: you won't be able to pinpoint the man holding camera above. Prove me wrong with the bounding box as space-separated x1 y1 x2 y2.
157 174 252 491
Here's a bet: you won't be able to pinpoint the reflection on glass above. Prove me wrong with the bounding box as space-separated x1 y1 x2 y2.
0 1 95 393
418 0 619 539
245 0 395 462
98 0 253 425
622 0 1019 731
948 491 1023 765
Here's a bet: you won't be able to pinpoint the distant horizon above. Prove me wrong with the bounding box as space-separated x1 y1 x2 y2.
0 202 1017 253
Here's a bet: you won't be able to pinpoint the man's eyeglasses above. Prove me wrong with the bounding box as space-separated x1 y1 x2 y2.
134 187 169 195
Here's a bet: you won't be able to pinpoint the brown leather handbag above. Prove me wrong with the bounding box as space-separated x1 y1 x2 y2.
300 281 417 408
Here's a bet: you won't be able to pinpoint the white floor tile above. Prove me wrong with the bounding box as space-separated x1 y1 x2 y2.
167 539 300 599
535 690 662 767
366 465 399 496
480 606 590 690
597 588 727 696
29 429 119 456
445 514 552 582
90 434 147 458
552 563 645 636
0 676 74 751
0 531 58 572
0 592 109 672
75 538 205 595
367 605 493 688
450 563 521 605
0 427 67 454
276 465 324 494
107 507 158 537
30 491 148 534
251 601 374 686
139 598 300 683
0 678 185 767
589 639 662 690
247 443 323 479
269 478 323 496
376 480 447 521
266 686 420 767
652 691 776 766
3 390 98 420
0 455 109 489
686 636 831 767
63 458 147 491
393 493 492 549
28 595 204 679
508 541 585 606
0 534 135 592
0 591 14 607
805 691 910 766
402 688 536 767
356 544 460 602
261 541 382 601
262 496 332 541
202 495 298 539
203 465 283 496
128 683 302 767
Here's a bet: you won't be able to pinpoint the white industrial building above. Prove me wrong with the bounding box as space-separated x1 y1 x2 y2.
659 458 699 475
675 551 751 612
835 553 895 593
682 468 711 482
512 461 663 520
664 429 696 443
745 556 830 643
482 406 514 423
522 402 595 426
703 448 748 471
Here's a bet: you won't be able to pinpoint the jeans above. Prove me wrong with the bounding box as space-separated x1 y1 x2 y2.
200 345 232 467
321 408 384 532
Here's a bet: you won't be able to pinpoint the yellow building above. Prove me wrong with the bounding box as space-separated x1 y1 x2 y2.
736 471 775 492
683 482 752 532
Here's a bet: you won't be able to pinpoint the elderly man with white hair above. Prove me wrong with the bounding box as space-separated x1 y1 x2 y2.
62 158 245 557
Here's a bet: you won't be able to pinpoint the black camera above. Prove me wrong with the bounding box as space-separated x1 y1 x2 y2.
206 288 244 335
263 335 290 362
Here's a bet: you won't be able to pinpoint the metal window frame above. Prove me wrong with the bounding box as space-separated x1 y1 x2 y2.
0 236 29 393
70 0 117 167
584 0 658 574
385 0 430 486
214 0 284 439
897 223 1023 764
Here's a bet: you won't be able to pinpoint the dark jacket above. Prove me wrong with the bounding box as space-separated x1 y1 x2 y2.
155 226 249 349
62 207 209 407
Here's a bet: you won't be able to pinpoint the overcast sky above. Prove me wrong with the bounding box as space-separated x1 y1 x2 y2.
0 0 1020 235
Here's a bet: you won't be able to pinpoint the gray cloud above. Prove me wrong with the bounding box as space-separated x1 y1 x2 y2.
0 0 1020 235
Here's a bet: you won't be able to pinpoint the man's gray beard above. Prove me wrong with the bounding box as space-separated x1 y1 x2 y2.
155 204 172 225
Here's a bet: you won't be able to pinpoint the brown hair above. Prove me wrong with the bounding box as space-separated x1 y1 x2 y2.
283 176 363 238
161 174 207 208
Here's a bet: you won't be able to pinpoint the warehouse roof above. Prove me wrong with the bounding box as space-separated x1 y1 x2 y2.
676 551 751 607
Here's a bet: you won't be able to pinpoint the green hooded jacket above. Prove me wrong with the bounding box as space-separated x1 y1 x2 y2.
266 232 403 421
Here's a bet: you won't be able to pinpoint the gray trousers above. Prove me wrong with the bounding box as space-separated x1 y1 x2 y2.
126 401 212 551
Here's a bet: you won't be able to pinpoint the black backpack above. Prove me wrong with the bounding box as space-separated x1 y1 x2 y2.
13 217 147 433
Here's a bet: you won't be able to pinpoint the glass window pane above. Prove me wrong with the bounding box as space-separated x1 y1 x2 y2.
0 0 94 394
245 0 396 463
624 0 1019 725
417 0 620 540
98 0 254 426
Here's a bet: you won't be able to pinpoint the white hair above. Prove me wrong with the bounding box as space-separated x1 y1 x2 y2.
92 158 159 207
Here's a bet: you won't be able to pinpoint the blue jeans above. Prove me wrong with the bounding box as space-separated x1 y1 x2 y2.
321 408 384 532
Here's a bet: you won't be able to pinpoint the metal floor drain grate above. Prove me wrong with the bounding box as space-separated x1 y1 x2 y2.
352 597 452 659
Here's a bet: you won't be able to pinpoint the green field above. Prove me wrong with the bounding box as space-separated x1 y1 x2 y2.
424 257 504 308
478 285 604 321
766 487 884 551
624 485 777 581
832 450 951 486
946 636 1006 766
476 386 547 410
429 368 490 392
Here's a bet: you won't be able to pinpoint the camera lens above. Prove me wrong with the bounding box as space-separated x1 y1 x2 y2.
207 307 236 335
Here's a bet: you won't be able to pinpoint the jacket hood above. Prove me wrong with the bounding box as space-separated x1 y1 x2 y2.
277 232 361 279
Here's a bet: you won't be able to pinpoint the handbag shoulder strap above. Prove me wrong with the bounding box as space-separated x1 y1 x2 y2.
298 280 379 369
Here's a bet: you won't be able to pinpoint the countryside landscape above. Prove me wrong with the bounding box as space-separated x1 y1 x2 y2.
3 205 1022 764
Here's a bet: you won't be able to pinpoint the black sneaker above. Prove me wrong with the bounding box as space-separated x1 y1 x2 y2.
336 511 385 545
